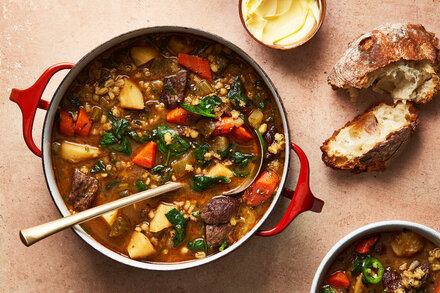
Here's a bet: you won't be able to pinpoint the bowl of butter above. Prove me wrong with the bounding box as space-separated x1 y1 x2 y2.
239 0 326 49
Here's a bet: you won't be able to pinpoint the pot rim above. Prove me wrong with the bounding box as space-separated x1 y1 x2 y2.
40 26 292 270
310 220 440 292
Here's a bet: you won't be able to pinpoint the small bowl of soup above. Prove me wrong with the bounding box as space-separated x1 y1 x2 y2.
239 0 326 50
311 221 440 293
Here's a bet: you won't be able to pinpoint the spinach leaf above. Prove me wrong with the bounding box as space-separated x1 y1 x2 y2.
191 175 231 192
191 211 200 217
128 130 154 144
232 152 256 168
100 111 132 155
181 95 222 118
216 144 255 169
105 181 120 190
216 143 232 158
320 285 336 293
352 253 369 275
135 180 148 192
188 238 207 252
194 143 209 164
101 135 132 156
232 169 250 178
91 160 112 175
250 92 265 111
67 93 81 109
155 125 190 160
165 208 187 246
151 165 173 183
101 132 118 145
107 112 131 139
227 78 247 108
219 242 228 251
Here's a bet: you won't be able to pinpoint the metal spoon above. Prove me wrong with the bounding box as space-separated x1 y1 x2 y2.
222 127 265 195
20 128 265 246
20 182 182 246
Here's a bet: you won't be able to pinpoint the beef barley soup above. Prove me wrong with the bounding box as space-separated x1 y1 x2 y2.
320 230 440 293
51 33 286 262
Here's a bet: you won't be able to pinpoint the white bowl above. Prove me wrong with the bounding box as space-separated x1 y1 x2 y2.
310 220 440 292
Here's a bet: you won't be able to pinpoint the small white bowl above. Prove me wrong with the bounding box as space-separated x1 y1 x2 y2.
310 220 440 293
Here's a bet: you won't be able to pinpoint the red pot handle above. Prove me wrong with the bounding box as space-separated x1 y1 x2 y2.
9 63 75 157
257 143 324 237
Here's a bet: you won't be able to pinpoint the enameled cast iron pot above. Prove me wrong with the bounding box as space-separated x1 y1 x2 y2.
10 26 324 270
310 221 440 292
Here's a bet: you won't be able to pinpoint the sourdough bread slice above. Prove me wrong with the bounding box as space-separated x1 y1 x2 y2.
328 23 440 103
321 102 419 173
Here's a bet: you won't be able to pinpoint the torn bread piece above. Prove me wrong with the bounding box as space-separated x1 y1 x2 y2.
321 102 419 173
328 23 440 103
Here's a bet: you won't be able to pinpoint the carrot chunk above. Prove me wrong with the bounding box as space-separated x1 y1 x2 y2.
74 108 92 137
232 126 253 142
132 141 157 169
354 235 378 254
212 117 235 136
243 171 279 206
166 107 197 126
178 53 212 81
435 280 440 293
59 110 75 137
326 271 350 288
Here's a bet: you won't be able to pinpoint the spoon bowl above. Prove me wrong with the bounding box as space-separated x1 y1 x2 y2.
222 127 265 195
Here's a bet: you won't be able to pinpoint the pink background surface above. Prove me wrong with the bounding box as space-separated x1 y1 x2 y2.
1 1 439 292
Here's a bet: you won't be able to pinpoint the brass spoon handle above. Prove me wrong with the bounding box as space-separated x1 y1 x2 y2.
20 182 182 247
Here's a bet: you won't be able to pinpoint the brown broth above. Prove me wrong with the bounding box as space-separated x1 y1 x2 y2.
321 230 440 292
51 33 286 263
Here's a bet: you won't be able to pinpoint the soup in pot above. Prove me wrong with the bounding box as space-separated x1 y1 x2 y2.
51 33 286 262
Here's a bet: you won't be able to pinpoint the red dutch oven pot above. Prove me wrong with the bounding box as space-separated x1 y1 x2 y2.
10 26 324 270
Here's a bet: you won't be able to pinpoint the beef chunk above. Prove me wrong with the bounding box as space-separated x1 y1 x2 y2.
401 263 430 289
263 126 277 160
383 269 404 292
200 196 239 225
205 224 234 247
68 169 99 211
161 71 188 109
263 126 277 146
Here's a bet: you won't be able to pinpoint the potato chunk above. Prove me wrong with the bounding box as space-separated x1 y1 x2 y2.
101 209 118 226
119 79 144 110
60 141 100 163
127 231 156 259
149 204 176 233
391 231 424 257
248 109 264 129
207 163 234 178
130 46 159 67
168 36 193 54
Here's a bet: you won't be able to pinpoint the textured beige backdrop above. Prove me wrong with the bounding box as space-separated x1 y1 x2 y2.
1 0 439 292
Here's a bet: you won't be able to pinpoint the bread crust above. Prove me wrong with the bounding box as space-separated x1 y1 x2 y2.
321 102 419 173
328 23 440 90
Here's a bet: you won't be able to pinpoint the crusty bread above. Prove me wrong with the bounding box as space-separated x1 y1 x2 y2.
321 102 419 173
328 23 440 103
